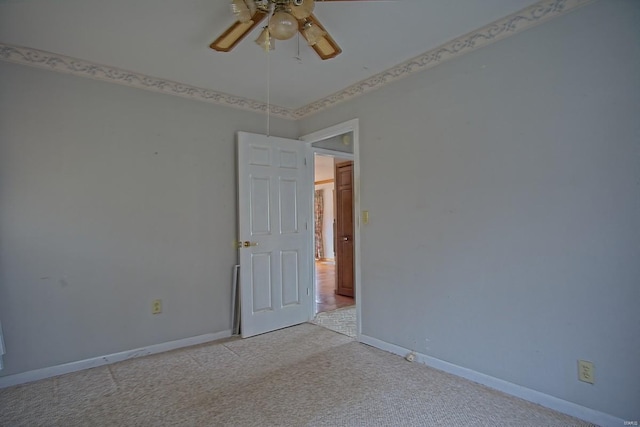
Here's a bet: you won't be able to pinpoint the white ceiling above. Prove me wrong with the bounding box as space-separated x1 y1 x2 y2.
0 0 540 110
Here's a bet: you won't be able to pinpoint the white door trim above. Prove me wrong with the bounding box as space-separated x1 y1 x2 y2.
300 119 361 340
310 147 354 160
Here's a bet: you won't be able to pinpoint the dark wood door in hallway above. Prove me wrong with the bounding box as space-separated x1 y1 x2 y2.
335 161 355 297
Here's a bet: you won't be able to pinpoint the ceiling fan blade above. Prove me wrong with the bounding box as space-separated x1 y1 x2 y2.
299 14 342 60
210 10 268 52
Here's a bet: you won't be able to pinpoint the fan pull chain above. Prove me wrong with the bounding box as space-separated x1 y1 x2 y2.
295 32 302 63
266 8 272 137
266 33 271 137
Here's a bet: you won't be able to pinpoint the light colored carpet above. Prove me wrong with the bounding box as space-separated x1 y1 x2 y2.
312 306 356 338
0 323 594 426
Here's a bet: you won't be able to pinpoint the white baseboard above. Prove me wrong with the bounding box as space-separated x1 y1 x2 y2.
359 334 624 427
0 330 232 389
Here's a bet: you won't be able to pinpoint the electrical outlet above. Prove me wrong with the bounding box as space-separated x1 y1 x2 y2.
152 299 162 314
578 360 594 384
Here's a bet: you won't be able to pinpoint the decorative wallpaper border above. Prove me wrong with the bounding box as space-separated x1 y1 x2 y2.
0 0 594 121
0 43 295 120
293 0 595 119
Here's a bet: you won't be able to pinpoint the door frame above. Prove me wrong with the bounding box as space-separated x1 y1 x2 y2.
300 119 361 340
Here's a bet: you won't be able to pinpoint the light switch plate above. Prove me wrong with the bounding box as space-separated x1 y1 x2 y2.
362 210 369 225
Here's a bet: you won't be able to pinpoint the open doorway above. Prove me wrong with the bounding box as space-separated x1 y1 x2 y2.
314 154 355 314
302 119 360 339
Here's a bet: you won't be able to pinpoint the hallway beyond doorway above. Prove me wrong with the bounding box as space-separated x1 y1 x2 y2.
315 260 354 314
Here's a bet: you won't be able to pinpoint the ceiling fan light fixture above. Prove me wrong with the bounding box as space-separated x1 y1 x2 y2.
300 14 342 60
290 0 315 19
268 8 298 40
255 27 274 51
302 21 325 46
212 2 341 60
245 0 258 15
230 0 252 23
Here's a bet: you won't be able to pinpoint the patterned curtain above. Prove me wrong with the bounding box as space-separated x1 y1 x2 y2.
314 189 324 259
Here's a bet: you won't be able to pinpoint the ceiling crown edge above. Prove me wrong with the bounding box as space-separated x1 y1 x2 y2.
0 0 595 122
293 0 596 119
0 43 295 120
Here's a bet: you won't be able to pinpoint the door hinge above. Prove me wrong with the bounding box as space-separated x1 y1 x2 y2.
307 288 310 296
304 157 307 166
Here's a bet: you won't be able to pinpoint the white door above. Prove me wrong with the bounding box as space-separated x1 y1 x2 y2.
237 132 311 338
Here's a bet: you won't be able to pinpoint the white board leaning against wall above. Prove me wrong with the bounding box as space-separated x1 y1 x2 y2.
0 321 5 370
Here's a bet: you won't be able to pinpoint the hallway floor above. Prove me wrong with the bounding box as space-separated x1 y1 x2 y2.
315 260 354 314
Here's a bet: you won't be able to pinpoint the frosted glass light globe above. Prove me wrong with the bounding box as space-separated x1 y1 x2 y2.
268 10 298 40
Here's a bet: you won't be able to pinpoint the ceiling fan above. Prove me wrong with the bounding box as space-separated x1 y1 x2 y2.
210 0 380 60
